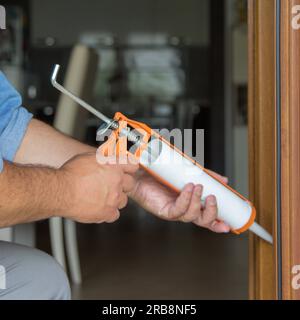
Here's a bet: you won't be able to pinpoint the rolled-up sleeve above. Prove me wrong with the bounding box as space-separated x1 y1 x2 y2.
0 72 33 172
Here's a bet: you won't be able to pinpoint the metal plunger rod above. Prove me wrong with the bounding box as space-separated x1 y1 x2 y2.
51 64 113 125
51 64 142 144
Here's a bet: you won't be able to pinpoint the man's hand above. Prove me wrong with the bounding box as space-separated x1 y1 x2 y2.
130 169 230 233
59 153 139 224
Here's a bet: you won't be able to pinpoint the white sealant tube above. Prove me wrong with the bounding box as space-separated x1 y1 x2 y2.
140 138 273 244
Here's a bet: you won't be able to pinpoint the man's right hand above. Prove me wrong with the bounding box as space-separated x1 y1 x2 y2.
58 153 139 224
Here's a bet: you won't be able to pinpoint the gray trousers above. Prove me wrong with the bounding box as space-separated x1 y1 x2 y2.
0 241 71 300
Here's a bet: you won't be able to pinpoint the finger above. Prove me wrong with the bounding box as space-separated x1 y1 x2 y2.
195 195 218 226
119 161 140 174
111 154 139 165
96 151 139 173
96 207 120 223
118 193 128 209
97 155 120 165
206 169 228 184
96 136 117 160
96 152 117 165
168 184 194 219
122 174 137 193
104 208 121 223
180 185 203 223
209 221 231 233
112 155 139 173
127 153 140 165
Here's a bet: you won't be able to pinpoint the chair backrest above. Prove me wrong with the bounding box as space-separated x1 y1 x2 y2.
54 44 98 140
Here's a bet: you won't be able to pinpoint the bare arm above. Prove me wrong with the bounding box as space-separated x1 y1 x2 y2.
15 118 95 167
0 118 138 228
0 161 67 227
0 118 78 227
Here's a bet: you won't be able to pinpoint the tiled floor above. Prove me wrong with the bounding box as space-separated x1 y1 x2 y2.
38 202 249 300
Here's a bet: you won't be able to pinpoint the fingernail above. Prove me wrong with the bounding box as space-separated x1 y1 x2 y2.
223 226 230 233
186 184 194 193
208 196 217 206
195 185 203 196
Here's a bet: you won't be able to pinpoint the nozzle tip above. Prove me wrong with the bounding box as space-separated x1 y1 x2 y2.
249 222 273 244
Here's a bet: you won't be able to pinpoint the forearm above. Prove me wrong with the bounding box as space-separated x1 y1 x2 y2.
14 118 95 167
0 161 68 227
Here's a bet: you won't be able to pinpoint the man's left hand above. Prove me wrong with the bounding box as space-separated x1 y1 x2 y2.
129 169 230 233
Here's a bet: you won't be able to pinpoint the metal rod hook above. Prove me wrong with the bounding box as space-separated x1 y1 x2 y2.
51 64 112 125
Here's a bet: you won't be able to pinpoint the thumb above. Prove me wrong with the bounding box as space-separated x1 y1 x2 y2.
96 148 117 165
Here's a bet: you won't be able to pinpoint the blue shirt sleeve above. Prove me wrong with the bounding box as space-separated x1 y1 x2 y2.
0 71 33 171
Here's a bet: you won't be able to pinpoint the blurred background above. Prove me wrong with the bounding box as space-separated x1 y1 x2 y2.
0 0 249 299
